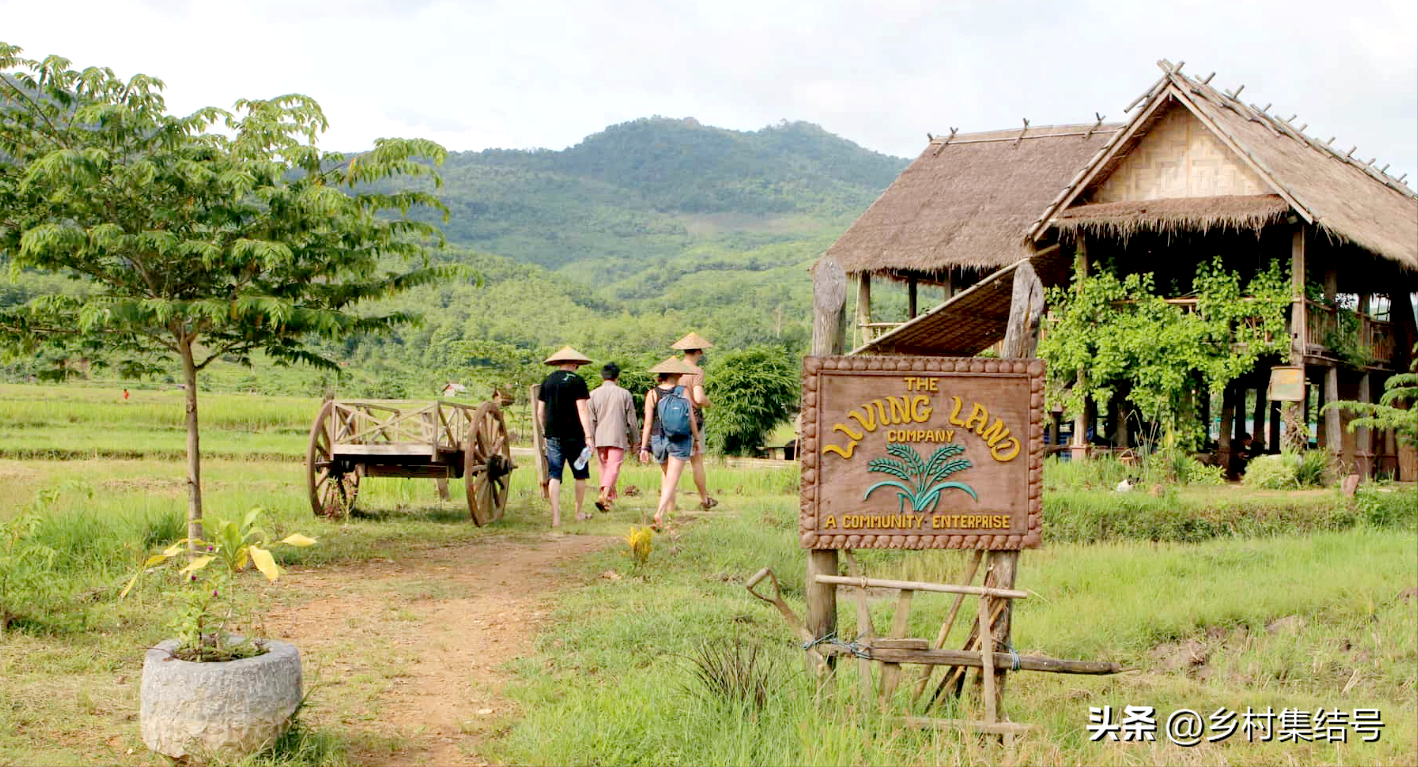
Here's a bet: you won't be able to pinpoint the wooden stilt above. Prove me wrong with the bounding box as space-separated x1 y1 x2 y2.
1357 372 1372 476
806 254 846 680
1325 366 1341 456
1269 401 1282 453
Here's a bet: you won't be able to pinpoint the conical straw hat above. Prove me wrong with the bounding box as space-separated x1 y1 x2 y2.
544 346 592 365
671 331 714 351
648 356 695 375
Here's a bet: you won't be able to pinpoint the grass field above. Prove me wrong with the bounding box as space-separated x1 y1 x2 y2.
0 382 1414 766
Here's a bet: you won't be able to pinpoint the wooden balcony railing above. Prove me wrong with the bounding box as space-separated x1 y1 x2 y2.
1302 299 1395 364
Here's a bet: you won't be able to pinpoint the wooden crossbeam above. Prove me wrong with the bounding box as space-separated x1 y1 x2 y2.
813 574 1027 600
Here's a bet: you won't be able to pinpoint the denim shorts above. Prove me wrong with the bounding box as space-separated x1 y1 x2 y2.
651 433 692 464
546 437 589 481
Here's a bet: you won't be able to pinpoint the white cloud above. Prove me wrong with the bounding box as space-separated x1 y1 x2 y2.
2 0 1414 183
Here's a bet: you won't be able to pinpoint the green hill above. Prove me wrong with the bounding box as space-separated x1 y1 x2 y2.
432 117 906 272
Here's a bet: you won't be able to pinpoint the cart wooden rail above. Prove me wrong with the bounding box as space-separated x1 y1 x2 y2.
305 399 516 525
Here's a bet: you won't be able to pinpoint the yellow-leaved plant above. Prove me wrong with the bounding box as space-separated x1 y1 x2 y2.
624 526 653 569
122 507 316 661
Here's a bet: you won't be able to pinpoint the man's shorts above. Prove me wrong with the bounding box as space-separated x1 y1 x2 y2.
651 434 692 464
546 437 590 481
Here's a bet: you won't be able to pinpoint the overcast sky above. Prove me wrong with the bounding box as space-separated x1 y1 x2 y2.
4 0 1416 186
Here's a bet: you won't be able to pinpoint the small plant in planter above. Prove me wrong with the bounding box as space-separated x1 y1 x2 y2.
123 507 316 761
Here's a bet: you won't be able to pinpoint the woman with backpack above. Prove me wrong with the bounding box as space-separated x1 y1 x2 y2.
637 356 701 531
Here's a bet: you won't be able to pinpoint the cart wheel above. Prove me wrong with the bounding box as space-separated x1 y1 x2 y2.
307 400 360 519
465 401 515 525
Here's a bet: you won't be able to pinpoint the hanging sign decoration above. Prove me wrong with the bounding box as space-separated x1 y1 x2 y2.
799 356 1044 550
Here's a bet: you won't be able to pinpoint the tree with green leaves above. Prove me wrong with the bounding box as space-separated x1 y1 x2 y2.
0 43 451 542
1038 258 1290 448
702 345 799 456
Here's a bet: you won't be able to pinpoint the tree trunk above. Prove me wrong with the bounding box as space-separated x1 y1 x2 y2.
180 337 204 550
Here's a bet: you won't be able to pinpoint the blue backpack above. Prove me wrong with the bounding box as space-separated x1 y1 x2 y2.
657 386 693 439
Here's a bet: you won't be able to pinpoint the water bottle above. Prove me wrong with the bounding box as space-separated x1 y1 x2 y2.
573 445 593 472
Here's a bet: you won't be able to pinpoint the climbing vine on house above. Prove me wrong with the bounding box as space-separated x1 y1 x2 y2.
1039 258 1290 448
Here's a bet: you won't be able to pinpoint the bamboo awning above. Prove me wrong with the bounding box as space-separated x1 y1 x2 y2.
852 247 1071 356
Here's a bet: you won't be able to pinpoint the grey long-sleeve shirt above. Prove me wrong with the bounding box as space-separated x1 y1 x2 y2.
588 381 640 450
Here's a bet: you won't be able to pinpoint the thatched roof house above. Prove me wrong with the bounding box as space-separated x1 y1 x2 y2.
825 59 1418 478
825 123 1121 284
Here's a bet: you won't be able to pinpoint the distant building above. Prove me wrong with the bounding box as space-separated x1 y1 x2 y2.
441 382 467 397
823 60 1417 478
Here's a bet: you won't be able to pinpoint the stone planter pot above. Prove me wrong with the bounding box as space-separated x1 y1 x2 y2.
140 638 302 760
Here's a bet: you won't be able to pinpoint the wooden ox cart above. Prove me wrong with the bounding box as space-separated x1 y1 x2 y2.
305 399 516 525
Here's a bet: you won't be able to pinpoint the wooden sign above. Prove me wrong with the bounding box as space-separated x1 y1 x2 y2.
799 356 1044 550
1267 366 1305 402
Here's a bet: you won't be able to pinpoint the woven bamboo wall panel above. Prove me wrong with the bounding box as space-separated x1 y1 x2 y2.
1093 108 1267 202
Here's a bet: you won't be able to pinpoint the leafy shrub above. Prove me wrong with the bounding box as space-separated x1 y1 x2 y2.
1243 455 1298 489
1294 450 1335 488
703 346 799 456
1143 446 1224 486
1353 485 1418 529
0 512 57 633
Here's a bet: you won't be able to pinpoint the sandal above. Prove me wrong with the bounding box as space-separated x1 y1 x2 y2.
699 497 719 511
594 500 609 513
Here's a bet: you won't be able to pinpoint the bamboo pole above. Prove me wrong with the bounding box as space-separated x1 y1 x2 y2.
911 550 983 704
844 550 875 706
979 592 997 723
813 575 1027 600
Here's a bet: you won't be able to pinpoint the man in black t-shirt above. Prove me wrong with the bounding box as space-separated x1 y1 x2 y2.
536 346 595 527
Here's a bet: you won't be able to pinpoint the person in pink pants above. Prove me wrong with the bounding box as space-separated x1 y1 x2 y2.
588 362 639 511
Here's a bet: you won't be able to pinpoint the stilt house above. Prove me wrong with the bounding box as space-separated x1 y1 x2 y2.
824 60 1418 478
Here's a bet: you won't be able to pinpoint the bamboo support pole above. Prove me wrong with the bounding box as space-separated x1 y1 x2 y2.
812 574 1027 600
979 593 997 723
911 550 983 704
844 550 875 706
879 588 915 701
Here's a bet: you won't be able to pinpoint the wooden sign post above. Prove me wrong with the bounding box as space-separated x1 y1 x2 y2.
795 259 1063 732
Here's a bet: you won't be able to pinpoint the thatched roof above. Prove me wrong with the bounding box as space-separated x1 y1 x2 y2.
1054 194 1291 240
824 123 1121 277
1031 63 1418 269
854 247 1072 356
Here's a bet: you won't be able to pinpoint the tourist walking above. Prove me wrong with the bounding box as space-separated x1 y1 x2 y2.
588 362 639 512
673 332 718 510
536 346 595 527
637 357 700 531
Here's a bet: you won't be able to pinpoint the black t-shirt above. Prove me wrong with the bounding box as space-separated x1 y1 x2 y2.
539 370 590 440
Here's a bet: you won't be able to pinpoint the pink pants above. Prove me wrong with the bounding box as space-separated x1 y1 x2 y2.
596 446 625 500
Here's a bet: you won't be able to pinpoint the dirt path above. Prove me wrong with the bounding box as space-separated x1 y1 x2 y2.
265 533 612 766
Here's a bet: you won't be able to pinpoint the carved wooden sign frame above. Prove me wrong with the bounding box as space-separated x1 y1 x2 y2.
799 356 1044 550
